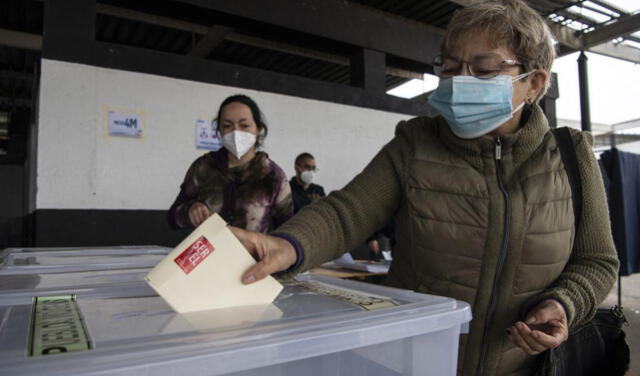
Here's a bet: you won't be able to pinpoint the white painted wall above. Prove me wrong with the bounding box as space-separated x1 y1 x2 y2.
37 59 412 210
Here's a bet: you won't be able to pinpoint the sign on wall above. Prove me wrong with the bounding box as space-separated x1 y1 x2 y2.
108 111 143 137
196 119 222 150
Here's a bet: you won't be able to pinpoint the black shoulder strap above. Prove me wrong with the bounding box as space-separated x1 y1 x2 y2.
552 127 582 229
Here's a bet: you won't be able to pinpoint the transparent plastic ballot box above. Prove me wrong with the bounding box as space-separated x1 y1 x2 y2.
0 274 471 376
0 246 171 275
0 268 152 299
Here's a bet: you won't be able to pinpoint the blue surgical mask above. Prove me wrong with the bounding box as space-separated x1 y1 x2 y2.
428 72 531 139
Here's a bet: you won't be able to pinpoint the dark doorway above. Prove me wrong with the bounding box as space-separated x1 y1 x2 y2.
0 108 30 248
0 0 43 249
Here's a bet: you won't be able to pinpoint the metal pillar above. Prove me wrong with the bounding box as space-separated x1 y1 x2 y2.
577 51 591 132
350 48 386 96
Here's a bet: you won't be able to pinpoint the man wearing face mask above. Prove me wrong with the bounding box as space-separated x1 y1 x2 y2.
290 153 326 214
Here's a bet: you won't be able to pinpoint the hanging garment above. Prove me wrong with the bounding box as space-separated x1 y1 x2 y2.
599 148 640 276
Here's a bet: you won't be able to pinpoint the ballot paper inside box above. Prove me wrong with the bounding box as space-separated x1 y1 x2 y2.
144 213 283 313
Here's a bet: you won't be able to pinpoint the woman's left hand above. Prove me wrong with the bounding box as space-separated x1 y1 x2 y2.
506 299 569 355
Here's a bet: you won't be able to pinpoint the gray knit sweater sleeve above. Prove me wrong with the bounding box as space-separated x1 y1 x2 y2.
276 120 414 275
523 130 619 326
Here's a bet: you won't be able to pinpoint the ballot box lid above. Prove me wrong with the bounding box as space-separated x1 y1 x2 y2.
0 246 171 274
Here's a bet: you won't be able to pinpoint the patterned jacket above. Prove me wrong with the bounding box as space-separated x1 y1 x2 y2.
168 149 293 233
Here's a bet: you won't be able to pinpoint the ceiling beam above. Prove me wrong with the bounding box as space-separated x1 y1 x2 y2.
0 29 42 51
587 0 628 17
556 37 640 64
225 33 348 66
95 4 423 79
553 18 640 64
548 21 583 50
100 4 348 65
176 0 443 64
96 4 207 34
589 41 640 64
583 13 640 48
613 117 640 131
187 25 232 57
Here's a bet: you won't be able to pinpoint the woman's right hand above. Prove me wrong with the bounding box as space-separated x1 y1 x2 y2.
188 202 211 227
229 226 297 284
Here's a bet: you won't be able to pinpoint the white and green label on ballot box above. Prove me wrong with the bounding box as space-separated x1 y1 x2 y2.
29 295 91 356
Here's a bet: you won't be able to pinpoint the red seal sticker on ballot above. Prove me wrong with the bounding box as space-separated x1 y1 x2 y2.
174 235 215 274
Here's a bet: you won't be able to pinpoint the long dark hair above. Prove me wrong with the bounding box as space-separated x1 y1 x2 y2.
215 94 268 148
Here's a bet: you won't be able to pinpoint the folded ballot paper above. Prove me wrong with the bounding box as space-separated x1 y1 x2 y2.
145 214 283 313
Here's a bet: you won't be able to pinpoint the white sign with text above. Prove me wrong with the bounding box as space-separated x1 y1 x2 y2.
108 111 143 137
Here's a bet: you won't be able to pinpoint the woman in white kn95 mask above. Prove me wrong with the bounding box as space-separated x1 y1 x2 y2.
168 94 293 234
227 1 619 376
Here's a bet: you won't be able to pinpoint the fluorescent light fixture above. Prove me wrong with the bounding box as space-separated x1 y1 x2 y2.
387 73 439 99
567 5 612 24
607 0 640 13
584 1 621 17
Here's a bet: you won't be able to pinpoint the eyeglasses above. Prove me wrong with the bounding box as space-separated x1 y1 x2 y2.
433 53 523 79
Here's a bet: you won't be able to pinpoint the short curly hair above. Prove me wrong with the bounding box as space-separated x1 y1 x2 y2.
441 0 556 101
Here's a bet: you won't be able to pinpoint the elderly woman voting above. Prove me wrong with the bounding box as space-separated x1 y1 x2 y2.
231 1 619 375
